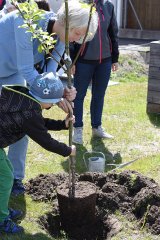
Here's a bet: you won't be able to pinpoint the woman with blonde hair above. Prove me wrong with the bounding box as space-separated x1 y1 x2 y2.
0 0 98 198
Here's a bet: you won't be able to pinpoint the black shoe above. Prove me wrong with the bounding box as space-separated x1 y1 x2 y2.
0 218 24 234
9 208 23 221
11 179 25 196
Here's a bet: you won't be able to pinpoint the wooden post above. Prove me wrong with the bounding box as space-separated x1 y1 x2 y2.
147 41 160 113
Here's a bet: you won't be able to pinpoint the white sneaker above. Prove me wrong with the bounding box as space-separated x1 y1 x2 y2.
92 126 114 139
73 127 83 144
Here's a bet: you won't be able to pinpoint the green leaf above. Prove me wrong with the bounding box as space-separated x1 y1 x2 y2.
38 44 43 53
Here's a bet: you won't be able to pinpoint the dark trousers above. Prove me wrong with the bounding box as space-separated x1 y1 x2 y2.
73 59 112 128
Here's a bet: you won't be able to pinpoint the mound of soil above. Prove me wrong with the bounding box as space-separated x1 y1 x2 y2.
26 170 160 239
119 50 149 77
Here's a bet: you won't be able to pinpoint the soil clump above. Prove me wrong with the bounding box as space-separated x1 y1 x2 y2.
26 170 160 239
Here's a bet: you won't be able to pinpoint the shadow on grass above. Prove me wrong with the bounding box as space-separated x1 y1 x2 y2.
61 144 88 174
90 137 122 172
62 138 122 174
1 195 52 240
23 233 53 239
10 193 26 219
0 232 53 240
147 113 160 128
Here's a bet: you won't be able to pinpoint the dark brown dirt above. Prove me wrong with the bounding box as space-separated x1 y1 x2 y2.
57 181 97 235
26 170 160 239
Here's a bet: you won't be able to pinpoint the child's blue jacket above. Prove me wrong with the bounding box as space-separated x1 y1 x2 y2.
0 10 64 85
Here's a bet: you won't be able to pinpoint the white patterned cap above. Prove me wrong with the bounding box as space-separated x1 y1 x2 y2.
30 72 64 104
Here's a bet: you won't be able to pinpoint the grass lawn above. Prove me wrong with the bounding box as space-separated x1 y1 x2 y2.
2 56 160 239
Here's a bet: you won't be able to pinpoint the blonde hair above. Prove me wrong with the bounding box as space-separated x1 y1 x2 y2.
57 0 98 42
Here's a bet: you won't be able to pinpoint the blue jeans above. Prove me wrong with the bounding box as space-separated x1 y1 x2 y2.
0 73 28 180
74 59 112 128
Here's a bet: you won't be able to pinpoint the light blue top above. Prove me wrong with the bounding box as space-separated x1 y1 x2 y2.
0 10 65 86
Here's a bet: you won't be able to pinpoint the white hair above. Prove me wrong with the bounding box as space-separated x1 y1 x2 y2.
57 0 98 42
5 0 14 9
48 0 63 13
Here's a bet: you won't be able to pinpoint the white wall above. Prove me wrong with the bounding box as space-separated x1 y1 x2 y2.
111 0 117 10
110 0 122 28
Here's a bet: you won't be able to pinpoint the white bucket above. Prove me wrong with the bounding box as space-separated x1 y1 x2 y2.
83 151 106 172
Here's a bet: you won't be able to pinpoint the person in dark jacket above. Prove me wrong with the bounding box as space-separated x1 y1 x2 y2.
0 72 76 234
71 0 119 144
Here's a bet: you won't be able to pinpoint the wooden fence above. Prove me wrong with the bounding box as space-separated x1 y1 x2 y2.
147 41 160 113
127 0 160 30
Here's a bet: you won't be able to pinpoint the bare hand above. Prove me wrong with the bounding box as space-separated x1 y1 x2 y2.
71 65 76 75
63 86 77 101
112 62 118 72
65 114 75 128
70 145 76 156
57 99 73 114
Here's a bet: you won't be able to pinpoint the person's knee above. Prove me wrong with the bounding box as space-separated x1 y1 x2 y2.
92 92 105 100
75 92 87 101
4 173 14 190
